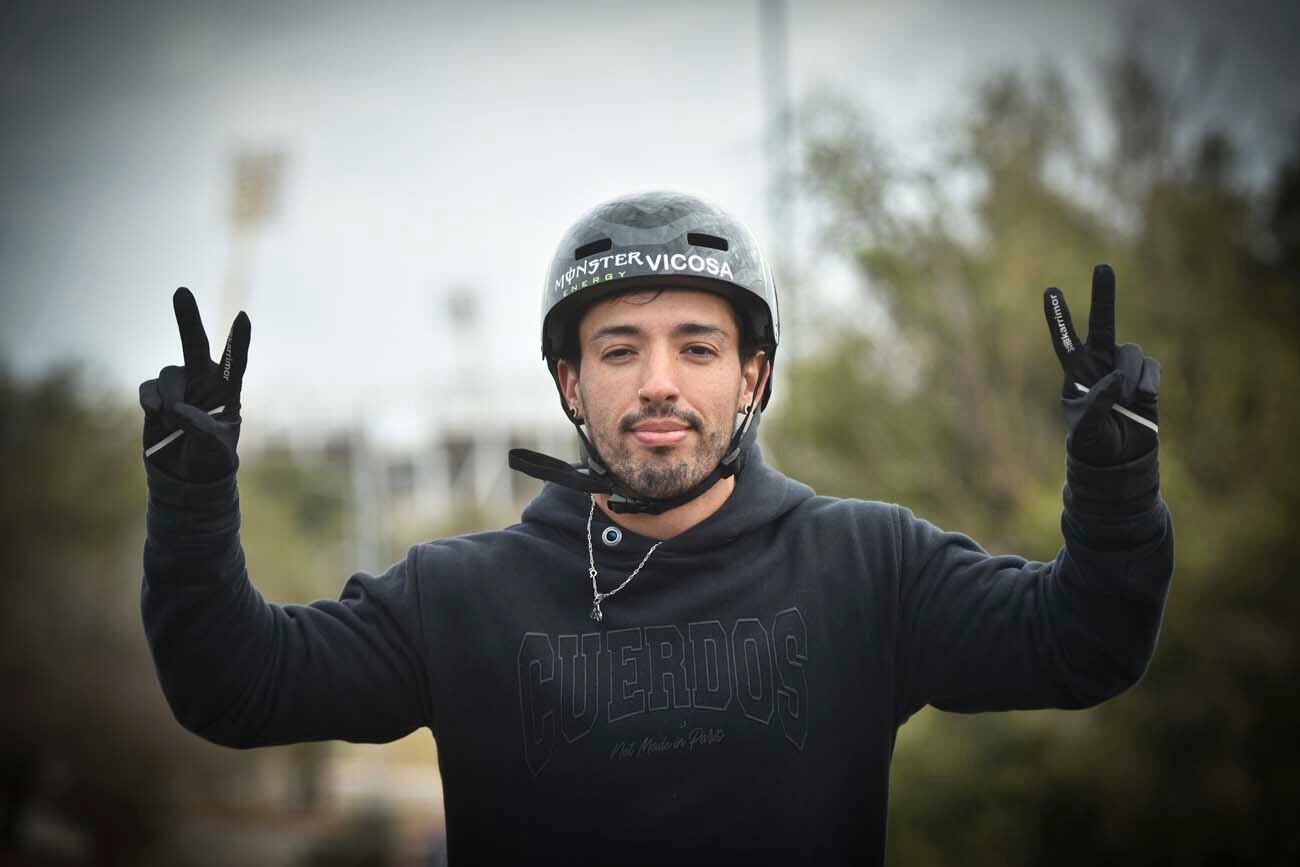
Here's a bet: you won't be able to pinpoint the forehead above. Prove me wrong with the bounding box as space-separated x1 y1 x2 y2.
578 289 738 338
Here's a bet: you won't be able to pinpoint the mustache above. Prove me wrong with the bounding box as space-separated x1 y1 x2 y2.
619 405 703 433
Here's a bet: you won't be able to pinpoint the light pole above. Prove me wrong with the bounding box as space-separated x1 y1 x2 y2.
222 148 287 327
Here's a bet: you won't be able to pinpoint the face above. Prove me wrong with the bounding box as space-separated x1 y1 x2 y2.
556 289 765 500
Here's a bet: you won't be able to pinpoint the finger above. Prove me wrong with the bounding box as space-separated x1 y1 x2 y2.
1138 355 1160 398
220 311 251 387
1043 287 1083 366
1086 264 1116 351
1077 368 1124 425
1064 369 1123 456
1113 343 1144 407
171 402 225 439
139 378 162 415
157 364 187 406
173 287 211 378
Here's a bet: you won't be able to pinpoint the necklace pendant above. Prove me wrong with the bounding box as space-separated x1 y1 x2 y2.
590 603 603 622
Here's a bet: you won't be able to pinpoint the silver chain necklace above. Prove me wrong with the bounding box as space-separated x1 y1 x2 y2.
587 496 662 622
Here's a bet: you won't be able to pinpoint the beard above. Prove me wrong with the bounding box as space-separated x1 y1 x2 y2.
584 398 736 500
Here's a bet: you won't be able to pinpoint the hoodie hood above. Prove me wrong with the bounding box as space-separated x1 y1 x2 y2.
520 445 815 568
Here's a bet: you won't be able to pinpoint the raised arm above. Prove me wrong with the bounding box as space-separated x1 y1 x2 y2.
139 289 431 747
894 265 1174 721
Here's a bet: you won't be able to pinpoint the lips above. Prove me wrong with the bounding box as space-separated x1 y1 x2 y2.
631 420 691 446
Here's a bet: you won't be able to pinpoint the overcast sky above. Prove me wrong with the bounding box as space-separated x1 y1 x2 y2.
3 0 1296 447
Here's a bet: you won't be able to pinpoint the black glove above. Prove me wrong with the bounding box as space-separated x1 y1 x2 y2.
1043 264 1159 466
139 288 251 483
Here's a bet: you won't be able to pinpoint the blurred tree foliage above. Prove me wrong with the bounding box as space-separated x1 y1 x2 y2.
770 55 1300 865
1 366 354 864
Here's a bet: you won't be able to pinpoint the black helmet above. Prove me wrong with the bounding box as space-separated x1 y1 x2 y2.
540 190 779 409
510 190 780 515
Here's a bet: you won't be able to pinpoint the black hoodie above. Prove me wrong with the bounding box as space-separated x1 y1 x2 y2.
142 446 1172 865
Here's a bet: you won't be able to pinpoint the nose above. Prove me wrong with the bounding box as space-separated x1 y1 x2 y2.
637 346 680 406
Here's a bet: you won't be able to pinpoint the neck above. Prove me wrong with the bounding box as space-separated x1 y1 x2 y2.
594 475 736 540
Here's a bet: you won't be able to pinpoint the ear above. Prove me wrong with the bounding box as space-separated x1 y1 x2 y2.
741 351 769 409
556 358 583 420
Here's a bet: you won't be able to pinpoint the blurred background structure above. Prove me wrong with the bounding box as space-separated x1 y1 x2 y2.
3 0 1299 864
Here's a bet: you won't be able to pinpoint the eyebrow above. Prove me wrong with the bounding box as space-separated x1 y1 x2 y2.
588 322 730 344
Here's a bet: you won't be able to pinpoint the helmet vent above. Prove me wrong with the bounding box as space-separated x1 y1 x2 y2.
688 232 729 252
574 238 612 259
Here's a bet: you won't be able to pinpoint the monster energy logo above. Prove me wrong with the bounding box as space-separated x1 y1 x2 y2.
557 250 736 296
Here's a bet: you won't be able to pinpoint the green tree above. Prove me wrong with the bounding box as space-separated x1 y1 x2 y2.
771 56 1300 865
0 366 361 862
1 365 250 863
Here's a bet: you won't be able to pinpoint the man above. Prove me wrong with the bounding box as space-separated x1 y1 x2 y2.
140 191 1172 865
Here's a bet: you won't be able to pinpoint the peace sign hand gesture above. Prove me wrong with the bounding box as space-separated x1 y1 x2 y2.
1044 264 1160 467
139 288 251 483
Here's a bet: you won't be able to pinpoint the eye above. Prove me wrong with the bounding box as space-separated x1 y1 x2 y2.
685 345 718 358
602 347 634 361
